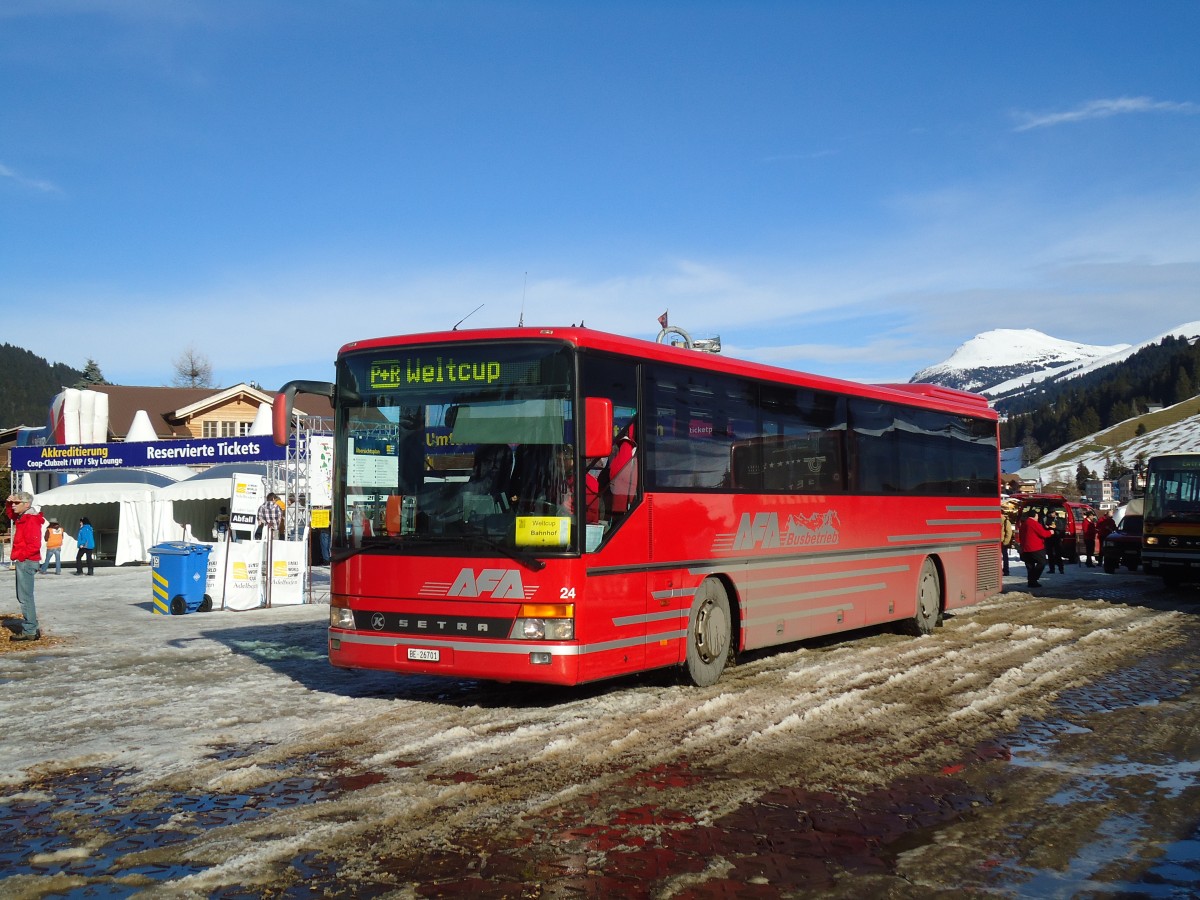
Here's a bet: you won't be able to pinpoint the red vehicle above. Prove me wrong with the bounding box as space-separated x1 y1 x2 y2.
1014 494 1092 562
275 327 1001 687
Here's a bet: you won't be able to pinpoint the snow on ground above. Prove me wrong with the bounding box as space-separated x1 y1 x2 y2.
0 560 1192 895
0 566 360 784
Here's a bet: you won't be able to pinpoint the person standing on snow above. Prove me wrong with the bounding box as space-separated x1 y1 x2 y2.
39 518 64 575
1097 510 1117 555
1046 508 1068 574
1000 501 1018 576
1017 507 1053 590
1082 510 1098 567
75 517 96 576
5 491 45 641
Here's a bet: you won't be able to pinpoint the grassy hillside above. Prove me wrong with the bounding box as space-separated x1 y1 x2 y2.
1037 396 1200 486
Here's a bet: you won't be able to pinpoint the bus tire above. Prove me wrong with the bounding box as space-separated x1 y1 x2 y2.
903 558 941 636
684 579 732 687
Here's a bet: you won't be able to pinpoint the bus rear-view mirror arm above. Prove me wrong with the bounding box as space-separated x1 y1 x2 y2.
273 379 341 447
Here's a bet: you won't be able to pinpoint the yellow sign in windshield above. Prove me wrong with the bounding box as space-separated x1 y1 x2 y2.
515 516 571 548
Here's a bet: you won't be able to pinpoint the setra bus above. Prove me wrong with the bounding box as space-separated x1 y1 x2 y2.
274 326 1001 687
1142 453 1200 586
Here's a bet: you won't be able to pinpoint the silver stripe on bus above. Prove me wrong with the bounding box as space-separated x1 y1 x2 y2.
613 608 688 628
926 518 997 526
888 532 982 542
650 587 697 601
738 564 909 590
684 542 964 577
589 540 980 578
742 581 887 618
334 629 687 657
743 601 859 629
580 629 688 654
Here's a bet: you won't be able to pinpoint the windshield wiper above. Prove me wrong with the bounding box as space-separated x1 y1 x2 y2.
459 526 546 572
335 531 546 571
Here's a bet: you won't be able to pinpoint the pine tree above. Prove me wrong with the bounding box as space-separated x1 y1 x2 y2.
74 358 110 387
1075 462 1091 492
1172 367 1195 403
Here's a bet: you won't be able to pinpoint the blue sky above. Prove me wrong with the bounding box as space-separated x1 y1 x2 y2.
3 1 1198 391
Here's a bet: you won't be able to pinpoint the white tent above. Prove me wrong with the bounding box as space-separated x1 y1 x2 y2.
153 464 269 544
35 469 179 566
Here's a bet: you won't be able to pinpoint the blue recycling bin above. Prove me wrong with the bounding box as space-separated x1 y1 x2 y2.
151 542 213 615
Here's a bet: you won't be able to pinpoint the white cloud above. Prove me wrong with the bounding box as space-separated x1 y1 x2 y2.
0 161 60 194
1013 96 1200 132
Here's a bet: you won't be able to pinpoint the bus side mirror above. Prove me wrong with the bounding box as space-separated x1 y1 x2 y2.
273 380 337 446
584 397 613 459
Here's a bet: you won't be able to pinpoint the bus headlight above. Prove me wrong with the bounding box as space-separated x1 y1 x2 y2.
509 604 574 641
330 596 355 630
1145 536 1158 546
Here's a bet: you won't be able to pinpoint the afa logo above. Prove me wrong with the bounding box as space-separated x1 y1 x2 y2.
447 567 531 599
732 510 841 551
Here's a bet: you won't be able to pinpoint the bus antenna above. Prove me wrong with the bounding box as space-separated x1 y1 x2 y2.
519 271 527 327
452 303 484 331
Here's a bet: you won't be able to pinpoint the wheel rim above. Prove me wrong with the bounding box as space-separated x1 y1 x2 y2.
694 597 730 664
919 567 938 621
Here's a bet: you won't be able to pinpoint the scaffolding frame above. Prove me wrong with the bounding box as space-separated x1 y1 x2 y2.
269 413 333 603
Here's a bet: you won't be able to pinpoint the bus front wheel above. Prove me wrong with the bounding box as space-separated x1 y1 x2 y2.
903 558 942 637
684 579 732 687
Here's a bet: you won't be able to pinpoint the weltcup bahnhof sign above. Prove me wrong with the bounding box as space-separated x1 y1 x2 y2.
10 437 287 472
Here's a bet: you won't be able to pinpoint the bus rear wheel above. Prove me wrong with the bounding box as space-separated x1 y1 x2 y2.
903 558 941 636
684 579 732 687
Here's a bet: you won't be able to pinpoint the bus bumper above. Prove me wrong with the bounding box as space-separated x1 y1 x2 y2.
329 629 583 685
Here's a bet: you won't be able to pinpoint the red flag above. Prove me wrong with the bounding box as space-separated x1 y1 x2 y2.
657 310 669 329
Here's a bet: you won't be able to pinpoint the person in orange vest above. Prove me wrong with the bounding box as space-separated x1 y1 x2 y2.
39 518 64 575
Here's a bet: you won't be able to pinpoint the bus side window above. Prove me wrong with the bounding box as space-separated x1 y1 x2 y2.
603 428 638 514
580 352 640 531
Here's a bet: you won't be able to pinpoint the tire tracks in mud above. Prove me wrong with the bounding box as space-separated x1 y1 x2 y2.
159 586 1190 893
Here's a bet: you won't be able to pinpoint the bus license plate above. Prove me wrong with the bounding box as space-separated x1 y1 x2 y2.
407 648 440 662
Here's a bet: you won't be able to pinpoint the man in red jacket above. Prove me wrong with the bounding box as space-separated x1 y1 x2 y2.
5 490 44 641
1017 508 1053 590
1082 510 1099 567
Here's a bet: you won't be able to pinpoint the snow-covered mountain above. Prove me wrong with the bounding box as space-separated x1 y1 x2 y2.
910 321 1200 492
909 329 1129 394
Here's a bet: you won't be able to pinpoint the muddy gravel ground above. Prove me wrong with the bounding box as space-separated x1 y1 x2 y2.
2 562 1200 898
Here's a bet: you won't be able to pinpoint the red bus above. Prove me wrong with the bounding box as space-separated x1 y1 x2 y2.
275 327 1001 687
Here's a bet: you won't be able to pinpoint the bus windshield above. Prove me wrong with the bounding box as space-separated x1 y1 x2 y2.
334 341 578 557
1145 457 1200 525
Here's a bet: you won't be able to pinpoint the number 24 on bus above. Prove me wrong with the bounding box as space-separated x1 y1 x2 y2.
274 326 1001 687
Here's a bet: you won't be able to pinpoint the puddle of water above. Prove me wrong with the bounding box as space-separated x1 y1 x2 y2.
979 655 1200 897
0 753 382 892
